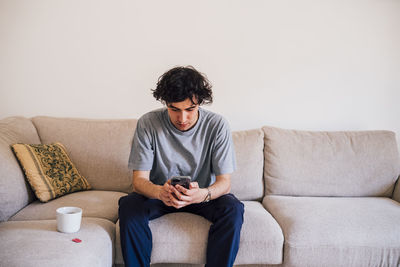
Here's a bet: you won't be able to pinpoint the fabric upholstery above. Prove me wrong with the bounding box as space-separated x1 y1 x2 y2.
117 265 271 267
10 190 127 223
115 201 283 265
230 129 264 201
262 126 400 197
393 176 400 203
11 142 91 202
32 116 138 193
263 195 400 267
117 264 285 267
0 218 115 267
0 117 40 221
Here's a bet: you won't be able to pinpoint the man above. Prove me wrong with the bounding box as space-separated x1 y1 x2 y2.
118 66 244 267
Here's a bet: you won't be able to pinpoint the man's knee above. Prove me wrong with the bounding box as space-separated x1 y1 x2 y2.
118 192 147 220
216 194 244 226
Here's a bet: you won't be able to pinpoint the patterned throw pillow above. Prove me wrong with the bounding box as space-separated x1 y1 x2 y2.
11 142 91 202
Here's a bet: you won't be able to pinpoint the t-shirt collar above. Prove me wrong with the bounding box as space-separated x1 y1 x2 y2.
164 107 203 136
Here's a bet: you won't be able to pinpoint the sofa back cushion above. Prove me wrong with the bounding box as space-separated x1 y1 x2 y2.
230 129 264 201
32 117 137 193
263 126 400 197
0 117 41 221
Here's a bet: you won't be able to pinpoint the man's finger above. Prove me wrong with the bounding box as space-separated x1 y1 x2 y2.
161 190 170 199
180 185 198 197
171 186 183 198
172 192 191 202
189 182 199 189
176 185 188 195
170 196 187 206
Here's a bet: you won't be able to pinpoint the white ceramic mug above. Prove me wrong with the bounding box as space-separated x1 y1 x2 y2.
56 207 82 233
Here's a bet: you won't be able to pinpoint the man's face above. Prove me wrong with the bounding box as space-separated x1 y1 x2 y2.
167 98 199 132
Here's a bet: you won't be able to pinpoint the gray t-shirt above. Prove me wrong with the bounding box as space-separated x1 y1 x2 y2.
128 107 236 188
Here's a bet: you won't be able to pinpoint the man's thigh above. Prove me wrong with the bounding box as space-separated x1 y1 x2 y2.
182 193 244 223
119 192 175 220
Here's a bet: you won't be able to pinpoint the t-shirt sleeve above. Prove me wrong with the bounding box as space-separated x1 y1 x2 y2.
128 118 154 170
211 118 236 176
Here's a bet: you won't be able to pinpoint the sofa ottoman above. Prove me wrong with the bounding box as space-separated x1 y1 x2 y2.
0 217 115 267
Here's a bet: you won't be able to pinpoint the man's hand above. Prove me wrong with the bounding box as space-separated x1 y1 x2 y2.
169 182 208 209
133 170 231 209
158 180 175 207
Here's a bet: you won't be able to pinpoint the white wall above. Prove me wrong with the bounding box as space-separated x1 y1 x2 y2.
1 0 400 145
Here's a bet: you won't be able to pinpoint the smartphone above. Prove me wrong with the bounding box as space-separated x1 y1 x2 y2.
170 176 191 189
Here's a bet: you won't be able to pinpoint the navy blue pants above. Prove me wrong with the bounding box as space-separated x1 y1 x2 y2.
118 192 244 267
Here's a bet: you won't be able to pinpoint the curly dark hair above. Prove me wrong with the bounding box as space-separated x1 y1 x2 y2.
152 66 213 105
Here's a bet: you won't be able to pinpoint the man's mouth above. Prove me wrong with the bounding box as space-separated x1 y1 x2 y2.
177 122 189 128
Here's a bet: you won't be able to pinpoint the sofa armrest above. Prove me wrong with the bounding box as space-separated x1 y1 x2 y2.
393 175 400 203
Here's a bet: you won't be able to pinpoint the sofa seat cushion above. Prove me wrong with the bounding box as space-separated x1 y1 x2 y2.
263 196 400 267
115 201 283 265
0 218 114 267
10 190 127 223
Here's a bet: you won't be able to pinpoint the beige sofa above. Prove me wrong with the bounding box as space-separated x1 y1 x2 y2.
1 116 399 267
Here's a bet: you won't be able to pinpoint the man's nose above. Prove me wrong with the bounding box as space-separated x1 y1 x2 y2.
179 111 187 122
